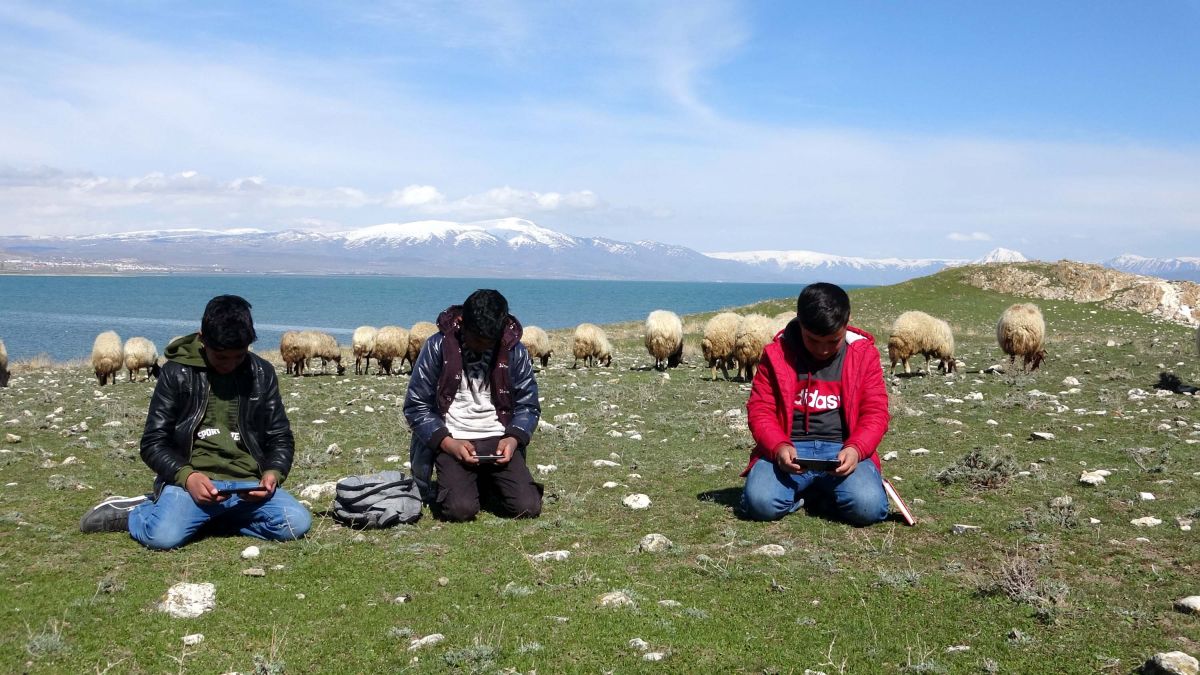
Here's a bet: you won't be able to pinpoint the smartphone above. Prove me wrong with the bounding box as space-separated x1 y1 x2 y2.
473 453 504 463
216 485 268 496
793 457 840 472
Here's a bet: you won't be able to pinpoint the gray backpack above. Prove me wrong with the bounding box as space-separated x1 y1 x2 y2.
331 470 423 528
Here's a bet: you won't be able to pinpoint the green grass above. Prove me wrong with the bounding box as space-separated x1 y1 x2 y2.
1 265 1198 673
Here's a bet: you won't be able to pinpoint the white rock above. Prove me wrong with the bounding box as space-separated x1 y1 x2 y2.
182 633 205 646
965 392 984 401
61 456 78 465
946 645 971 653
593 459 621 467
1094 469 1113 477
363 405 375 413
1139 492 1156 501
622 494 651 509
598 591 635 608
408 634 445 651
1030 432 1056 441
242 567 266 577
102 420 122 428
1131 516 1163 527
553 412 578 423
629 638 650 651
1062 376 1080 386
951 524 981 535
1088 518 1102 525
299 482 337 501
1106 339 1117 347
385 454 401 463
537 419 557 432
909 448 930 456
1147 651 1199 675
607 430 624 438
4 434 19 443
1049 496 1073 508
529 550 571 562
1079 472 1106 486
754 544 787 557
602 481 620 489
241 545 261 560
536 464 557 475
159 582 216 618
643 652 666 662
628 433 643 441
657 599 681 608
986 419 998 426
1175 596 1200 615
882 451 899 461
639 533 673 553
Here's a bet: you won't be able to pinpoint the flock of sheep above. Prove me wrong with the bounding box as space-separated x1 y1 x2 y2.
0 299 1153 390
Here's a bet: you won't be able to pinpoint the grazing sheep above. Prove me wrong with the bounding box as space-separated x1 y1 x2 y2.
0 338 9 387
521 325 553 368
352 326 378 375
644 310 684 370
405 321 439 372
572 323 612 368
996 303 1046 371
701 312 740 380
280 331 308 376
122 336 161 382
310 331 346 375
886 311 957 375
91 331 124 386
733 314 775 381
373 325 409 375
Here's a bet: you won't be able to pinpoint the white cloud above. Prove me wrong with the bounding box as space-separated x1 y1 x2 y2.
387 184 445 207
947 231 992 242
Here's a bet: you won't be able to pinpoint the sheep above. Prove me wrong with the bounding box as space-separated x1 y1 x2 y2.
886 311 957 375
352 326 378 375
0 338 9 387
373 325 409 375
122 336 161 382
405 321 439 372
521 325 553 368
996 303 1046 371
733 314 776 381
280 331 308 376
644 310 683 370
310 331 346 375
91 331 124 386
701 312 740 380
572 323 612 368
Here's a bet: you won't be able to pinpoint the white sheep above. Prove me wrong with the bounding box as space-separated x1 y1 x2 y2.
310 331 345 375
352 325 378 375
572 323 612 368
91 331 124 386
996 303 1046 371
122 336 160 382
521 325 553 368
373 325 409 375
701 312 740 380
279 331 308 376
733 314 775 381
0 338 9 387
887 311 957 375
405 321 439 372
644 310 683 370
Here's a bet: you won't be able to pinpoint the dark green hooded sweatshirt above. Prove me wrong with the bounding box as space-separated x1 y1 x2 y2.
165 334 261 486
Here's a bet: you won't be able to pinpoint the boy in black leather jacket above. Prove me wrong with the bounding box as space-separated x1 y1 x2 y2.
404 289 542 521
80 295 312 548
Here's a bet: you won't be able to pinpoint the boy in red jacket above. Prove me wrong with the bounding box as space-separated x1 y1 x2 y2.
741 283 890 525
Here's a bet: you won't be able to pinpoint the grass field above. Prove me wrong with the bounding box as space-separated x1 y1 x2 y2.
2 265 1198 673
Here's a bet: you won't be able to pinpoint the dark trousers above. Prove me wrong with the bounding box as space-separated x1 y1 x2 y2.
434 437 542 522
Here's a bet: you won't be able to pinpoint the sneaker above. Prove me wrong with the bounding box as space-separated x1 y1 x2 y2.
79 494 149 533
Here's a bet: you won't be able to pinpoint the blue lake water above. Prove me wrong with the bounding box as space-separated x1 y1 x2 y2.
0 275 840 361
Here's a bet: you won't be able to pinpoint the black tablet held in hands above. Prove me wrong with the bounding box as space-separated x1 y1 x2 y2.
216 486 266 496
474 452 503 463
794 457 839 471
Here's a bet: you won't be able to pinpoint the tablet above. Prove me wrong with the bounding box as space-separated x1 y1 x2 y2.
794 457 840 471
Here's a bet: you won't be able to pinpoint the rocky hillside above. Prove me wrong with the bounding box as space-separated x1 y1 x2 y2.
959 260 1200 325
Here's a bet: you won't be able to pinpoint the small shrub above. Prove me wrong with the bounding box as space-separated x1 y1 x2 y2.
934 449 1018 488
442 643 499 673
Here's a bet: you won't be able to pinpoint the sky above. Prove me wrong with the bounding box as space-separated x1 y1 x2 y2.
1 0 1198 261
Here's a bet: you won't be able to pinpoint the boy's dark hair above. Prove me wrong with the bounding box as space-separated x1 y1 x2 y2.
201 295 257 349
462 289 509 341
796 283 850 335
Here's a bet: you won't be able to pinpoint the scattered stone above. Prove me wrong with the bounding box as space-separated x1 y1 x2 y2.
602 481 620 489
61 456 78 465
1131 517 1163 527
593 459 621 467
882 451 899 461
159 582 216 618
754 544 787 557
4 434 19 443
1062 376 1080 386
393 594 412 604
1049 496 1073 508
299 482 337 501
1030 432 1056 441
242 567 266 577
553 412 578 423
951 524 981 535
965 392 984 401
629 638 650 651
182 633 205 646
1144 651 1198 675
622 494 651 509
241 545 261 560
1179 518 1194 532
598 591 635 608
325 443 340 455
639 533 673 553
1175 596 1200 615
643 652 666 662
657 599 681 608
529 550 571 563
986 419 998 426
408 634 444 651
909 448 930 456
1139 492 1156 501
946 645 971 653
607 430 624 438
536 464 557 475
628 433 643 441
983 364 1005 374
437 577 449 587
385 455 401 463
1088 518 1102 525
1106 339 1117 347
537 420 557 432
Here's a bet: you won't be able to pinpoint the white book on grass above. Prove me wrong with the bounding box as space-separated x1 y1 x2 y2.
883 479 916 526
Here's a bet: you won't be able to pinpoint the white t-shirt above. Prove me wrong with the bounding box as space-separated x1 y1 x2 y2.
444 349 506 439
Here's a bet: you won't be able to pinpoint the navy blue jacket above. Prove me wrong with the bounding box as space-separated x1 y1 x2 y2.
403 307 540 501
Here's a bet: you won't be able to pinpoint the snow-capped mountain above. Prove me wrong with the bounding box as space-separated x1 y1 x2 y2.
706 249 967 285
1104 254 1200 282
973 247 1027 264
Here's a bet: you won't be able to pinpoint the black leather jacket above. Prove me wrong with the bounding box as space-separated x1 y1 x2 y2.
140 352 295 486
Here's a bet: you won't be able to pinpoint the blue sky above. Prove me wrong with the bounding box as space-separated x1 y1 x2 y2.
1 0 1197 260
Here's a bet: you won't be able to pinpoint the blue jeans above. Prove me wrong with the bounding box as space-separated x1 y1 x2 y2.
741 440 889 526
128 480 313 550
